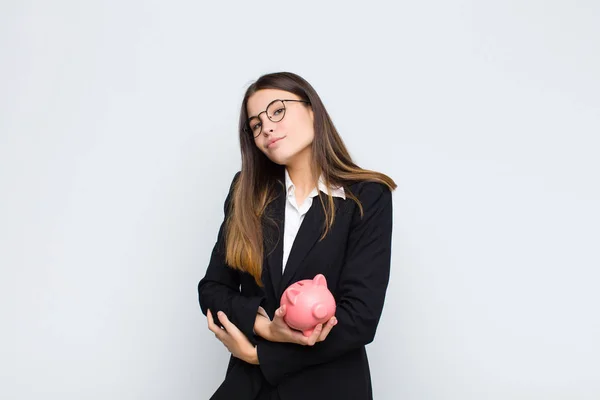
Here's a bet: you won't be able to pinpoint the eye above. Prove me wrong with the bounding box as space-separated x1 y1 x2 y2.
272 108 284 116
252 121 261 131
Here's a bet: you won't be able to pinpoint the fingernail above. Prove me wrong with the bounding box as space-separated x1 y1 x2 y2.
217 311 223 317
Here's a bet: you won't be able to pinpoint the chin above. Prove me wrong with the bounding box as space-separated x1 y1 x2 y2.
268 157 288 166
265 151 292 166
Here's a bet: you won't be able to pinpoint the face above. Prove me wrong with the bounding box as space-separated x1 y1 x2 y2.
246 89 314 166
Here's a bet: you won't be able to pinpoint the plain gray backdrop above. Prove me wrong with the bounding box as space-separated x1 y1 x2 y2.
1 1 599 399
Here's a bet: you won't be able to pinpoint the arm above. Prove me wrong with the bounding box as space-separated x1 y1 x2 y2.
256 183 393 385
198 171 266 343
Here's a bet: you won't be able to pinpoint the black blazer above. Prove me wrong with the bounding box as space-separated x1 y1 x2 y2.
198 165 393 400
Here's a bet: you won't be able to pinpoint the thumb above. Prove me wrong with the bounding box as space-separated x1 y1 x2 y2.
276 304 287 318
216 311 236 333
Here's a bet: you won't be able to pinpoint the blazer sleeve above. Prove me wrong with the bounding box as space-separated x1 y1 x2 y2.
256 182 393 385
198 171 265 343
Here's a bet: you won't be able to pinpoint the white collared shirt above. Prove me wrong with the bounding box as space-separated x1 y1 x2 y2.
282 168 346 272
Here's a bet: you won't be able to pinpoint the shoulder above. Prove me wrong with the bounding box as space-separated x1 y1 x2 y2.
225 170 241 195
341 180 393 221
222 171 242 214
337 180 393 238
347 180 392 204
341 181 392 224
229 170 241 189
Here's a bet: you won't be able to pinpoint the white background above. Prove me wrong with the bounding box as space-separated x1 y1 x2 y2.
1 1 599 399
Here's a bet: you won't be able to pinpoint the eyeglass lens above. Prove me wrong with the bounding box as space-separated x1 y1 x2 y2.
247 100 286 137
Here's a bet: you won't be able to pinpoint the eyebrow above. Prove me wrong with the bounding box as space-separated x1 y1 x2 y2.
246 108 264 121
247 99 276 120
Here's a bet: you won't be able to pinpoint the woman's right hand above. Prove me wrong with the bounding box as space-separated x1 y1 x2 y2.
254 304 337 346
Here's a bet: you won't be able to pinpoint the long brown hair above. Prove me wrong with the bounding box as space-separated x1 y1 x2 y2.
225 72 396 286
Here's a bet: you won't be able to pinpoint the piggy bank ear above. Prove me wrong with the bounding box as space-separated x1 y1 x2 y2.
285 288 302 305
313 274 328 287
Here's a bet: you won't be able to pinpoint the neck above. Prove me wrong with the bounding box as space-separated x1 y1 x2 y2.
285 148 316 196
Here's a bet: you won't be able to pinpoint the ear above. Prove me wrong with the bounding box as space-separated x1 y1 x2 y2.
313 274 327 287
285 288 302 305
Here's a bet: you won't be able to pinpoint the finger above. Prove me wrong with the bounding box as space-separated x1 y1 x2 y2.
217 311 240 335
207 310 226 340
287 329 310 345
318 317 337 342
271 310 306 343
274 304 286 320
306 324 323 346
271 306 287 329
270 317 305 344
207 310 218 333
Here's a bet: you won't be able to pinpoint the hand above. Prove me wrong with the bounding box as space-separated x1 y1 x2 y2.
207 309 259 365
255 304 337 346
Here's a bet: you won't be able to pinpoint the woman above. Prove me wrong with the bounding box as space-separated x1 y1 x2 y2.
198 72 396 400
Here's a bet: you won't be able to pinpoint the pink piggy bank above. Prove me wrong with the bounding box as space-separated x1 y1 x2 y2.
280 274 336 336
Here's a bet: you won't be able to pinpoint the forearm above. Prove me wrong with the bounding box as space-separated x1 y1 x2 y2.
253 308 272 339
198 280 265 343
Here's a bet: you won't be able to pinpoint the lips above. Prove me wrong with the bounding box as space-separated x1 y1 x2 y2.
267 137 285 148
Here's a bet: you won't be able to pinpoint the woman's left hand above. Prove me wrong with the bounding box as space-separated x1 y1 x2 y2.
255 304 337 346
207 309 259 365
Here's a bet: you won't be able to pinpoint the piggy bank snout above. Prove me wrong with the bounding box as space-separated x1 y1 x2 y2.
312 303 329 320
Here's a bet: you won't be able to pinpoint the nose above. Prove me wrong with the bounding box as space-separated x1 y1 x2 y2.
260 117 277 135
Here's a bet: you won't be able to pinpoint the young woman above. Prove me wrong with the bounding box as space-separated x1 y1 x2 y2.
198 72 396 400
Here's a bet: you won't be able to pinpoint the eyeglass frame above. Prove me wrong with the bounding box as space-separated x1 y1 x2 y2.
244 99 311 138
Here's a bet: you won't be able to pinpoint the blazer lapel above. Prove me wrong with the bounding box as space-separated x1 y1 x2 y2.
264 189 284 297
278 196 327 294
264 167 286 297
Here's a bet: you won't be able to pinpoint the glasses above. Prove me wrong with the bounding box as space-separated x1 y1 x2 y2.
245 99 310 138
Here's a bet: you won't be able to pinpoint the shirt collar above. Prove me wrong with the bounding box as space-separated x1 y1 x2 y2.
284 168 346 200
